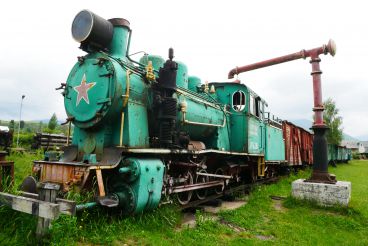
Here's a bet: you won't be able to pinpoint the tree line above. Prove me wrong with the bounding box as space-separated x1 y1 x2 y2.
4 113 70 135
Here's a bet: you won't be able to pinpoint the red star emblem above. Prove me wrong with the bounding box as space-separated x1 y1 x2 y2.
73 74 96 106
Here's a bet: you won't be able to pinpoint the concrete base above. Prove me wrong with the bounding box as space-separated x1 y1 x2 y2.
291 179 351 206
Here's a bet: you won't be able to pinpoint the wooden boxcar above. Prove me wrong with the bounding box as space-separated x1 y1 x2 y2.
282 121 313 166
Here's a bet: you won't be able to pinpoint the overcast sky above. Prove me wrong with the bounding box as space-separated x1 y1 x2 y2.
0 1 367 139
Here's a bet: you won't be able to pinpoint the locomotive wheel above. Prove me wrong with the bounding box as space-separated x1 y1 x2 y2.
177 171 193 205
214 168 225 195
195 169 209 200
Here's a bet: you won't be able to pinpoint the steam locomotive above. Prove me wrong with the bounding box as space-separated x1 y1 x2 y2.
3 10 342 216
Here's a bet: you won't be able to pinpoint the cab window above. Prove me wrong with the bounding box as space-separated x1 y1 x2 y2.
250 95 263 119
232 90 246 112
249 94 255 115
255 97 262 119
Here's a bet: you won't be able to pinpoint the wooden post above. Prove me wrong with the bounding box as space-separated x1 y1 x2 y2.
36 183 60 238
95 169 106 197
0 151 14 191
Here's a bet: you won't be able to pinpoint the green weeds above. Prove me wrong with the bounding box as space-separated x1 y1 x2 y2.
0 154 367 245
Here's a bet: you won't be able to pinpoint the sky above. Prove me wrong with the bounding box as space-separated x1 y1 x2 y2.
0 1 367 139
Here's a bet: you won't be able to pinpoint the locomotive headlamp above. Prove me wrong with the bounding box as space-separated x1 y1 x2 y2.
72 10 114 51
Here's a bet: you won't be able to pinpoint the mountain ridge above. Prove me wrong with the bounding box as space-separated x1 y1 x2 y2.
291 119 360 141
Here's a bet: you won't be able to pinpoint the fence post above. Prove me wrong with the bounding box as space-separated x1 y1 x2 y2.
36 182 60 238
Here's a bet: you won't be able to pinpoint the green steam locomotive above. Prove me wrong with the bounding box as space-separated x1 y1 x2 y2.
2 10 321 218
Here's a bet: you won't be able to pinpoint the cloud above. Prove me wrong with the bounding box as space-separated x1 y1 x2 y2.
0 63 67 121
0 0 367 139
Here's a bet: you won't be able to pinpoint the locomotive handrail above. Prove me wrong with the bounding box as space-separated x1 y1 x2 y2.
177 88 227 127
119 69 131 147
122 69 131 108
176 88 223 111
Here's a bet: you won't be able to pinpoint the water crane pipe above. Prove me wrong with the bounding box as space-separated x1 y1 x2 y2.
227 39 336 79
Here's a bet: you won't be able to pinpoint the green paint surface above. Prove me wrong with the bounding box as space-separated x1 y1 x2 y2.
248 116 264 154
265 124 285 161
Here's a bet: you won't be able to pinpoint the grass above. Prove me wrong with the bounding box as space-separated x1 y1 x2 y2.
219 162 368 245
0 153 367 245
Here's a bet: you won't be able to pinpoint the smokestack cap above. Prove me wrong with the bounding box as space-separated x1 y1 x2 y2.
108 18 131 30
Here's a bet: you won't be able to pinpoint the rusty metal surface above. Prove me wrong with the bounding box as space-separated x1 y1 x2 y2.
282 121 313 166
305 170 337 184
311 57 324 126
34 162 89 192
33 154 119 192
108 18 130 29
187 141 206 151
300 128 313 165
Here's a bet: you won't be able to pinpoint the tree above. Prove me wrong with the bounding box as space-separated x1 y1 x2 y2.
20 120 25 129
323 98 343 145
48 113 58 131
8 120 15 132
38 121 43 133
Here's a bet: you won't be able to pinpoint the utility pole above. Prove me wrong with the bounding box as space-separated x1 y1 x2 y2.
16 95 25 148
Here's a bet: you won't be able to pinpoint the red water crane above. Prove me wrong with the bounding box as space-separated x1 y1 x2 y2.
228 40 337 183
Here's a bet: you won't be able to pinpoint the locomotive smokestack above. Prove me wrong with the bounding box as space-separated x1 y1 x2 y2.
108 18 131 59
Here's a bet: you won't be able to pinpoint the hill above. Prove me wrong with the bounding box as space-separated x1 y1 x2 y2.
291 119 360 141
